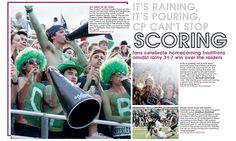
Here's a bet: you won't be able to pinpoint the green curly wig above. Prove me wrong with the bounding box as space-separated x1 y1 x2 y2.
15 48 46 74
100 58 128 83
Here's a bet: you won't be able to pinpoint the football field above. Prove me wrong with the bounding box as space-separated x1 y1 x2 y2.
133 127 179 139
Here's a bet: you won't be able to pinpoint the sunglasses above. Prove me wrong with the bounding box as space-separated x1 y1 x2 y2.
114 71 126 77
24 59 41 65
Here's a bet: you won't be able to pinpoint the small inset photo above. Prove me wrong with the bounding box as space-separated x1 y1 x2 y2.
133 63 178 105
133 107 179 139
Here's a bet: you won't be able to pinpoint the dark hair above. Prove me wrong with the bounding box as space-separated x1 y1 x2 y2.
47 32 56 43
61 68 74 75
46 25 63 42
11 32 17 45
109 46 121 58
120 40 128 45
126 58 131 66
121 45 129 56
87 43 99 53
63 47 74 53
89 49 106 62
53 17 58 22
60 68 79 83
17 30 28 37
111 46 120 54
98 40 108 46
79 41 89 48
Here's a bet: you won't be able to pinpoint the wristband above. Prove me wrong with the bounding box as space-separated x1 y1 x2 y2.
11 80 18 85
26 9 33 13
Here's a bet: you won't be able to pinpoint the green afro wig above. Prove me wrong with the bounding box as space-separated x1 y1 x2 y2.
100 58 128 83
15 47 46 74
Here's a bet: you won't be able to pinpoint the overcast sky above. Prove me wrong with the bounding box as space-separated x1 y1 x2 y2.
10 4 88 29
9 3 130 46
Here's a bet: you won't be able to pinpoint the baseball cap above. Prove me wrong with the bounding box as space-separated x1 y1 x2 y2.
46 25 63 38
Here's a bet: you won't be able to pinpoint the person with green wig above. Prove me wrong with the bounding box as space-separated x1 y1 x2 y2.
100 58 131 138
14 47 56 137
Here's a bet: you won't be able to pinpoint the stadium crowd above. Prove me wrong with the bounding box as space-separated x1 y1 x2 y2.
10 6 131 139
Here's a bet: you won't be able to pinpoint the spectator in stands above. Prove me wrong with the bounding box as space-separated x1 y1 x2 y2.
86 84 111 139
53 17 60 25
79 49 108 92
77 49 112 138
14 48 47 137
98 40 108 52
11 32 27 63
11 32 22 58
58 58 109 139
62 43 76 58
17 29 29 48
87 43 100 58
141 76 162 105
63 47 76 58
120 40 128 46
11 60 18 135
25 6 88 68
43 61 84 138
14 12 28 30
108 46 122 59
120 45 129 59
133 86 142 105
79 41 89 55
100 58 131 138
161 82 177 105
11 24 17 34
12 30 30 61
10 32 21 135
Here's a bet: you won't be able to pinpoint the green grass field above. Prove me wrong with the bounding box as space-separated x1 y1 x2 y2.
133 127 179 139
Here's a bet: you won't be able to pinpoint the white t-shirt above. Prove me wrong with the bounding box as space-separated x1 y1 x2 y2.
153 131 167 139
155 120 163 128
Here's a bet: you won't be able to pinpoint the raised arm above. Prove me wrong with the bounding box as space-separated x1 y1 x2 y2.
11 63 18 104
43 67 59 107
70 40 88 67
25 6 52 53
17 70 34 106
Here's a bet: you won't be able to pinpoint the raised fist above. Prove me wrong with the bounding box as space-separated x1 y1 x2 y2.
25 5 33 11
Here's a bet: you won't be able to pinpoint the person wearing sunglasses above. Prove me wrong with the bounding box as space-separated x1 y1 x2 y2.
13 47 50 137
100 58 131 138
